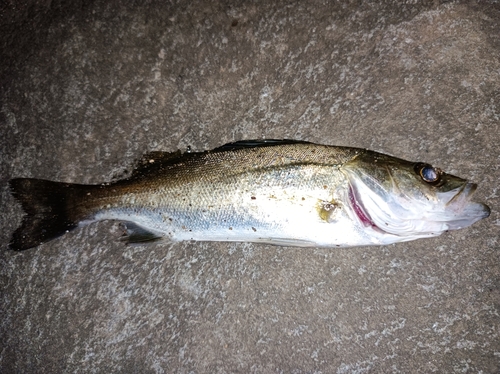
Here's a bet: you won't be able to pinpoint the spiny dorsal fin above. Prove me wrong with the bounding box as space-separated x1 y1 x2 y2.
130 140 314 178
212 139 312 152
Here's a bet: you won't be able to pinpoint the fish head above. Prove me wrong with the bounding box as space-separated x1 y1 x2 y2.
341 150 490 242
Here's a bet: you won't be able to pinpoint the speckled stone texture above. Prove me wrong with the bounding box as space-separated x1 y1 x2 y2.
1 0 499 372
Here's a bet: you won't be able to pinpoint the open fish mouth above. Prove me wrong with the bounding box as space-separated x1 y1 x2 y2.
347 178 490 237
438 182 490 230
443 182 478 212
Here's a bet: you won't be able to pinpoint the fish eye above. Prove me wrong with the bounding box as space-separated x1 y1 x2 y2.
415 163 441 183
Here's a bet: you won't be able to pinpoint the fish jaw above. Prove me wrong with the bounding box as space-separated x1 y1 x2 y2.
435 182 490 230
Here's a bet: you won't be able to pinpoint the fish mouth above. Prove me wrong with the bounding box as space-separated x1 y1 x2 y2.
444 182 477 210
348 179 490 234
440 182 490 230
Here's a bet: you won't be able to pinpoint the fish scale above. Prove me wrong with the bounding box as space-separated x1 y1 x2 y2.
8 140 489 250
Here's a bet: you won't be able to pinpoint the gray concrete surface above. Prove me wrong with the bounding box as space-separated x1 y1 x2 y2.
1 1 499 372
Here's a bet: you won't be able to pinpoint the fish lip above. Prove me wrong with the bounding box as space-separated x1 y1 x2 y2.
443 182 489 216
445 182 476 209
442 182 491 228
348 185 382 231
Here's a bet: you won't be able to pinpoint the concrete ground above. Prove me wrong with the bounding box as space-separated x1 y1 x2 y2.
1 1 499 372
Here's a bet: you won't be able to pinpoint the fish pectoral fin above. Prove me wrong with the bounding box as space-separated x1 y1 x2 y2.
254 237 317 247
120 222 164 244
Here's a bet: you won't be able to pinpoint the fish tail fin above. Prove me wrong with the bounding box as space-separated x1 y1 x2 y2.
9 178 85 251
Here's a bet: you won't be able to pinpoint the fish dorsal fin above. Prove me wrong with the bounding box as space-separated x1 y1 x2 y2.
212 139 312 152
130 150 183 178
130 140 313 178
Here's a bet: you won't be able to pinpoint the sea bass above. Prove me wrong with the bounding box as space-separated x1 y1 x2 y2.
9 140 490 250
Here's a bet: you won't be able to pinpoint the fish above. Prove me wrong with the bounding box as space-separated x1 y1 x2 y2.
8 139 490 250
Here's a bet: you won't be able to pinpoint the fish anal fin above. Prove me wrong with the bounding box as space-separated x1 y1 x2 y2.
120 222 164 244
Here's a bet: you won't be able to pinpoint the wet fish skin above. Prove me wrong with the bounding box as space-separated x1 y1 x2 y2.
8 140 490 250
